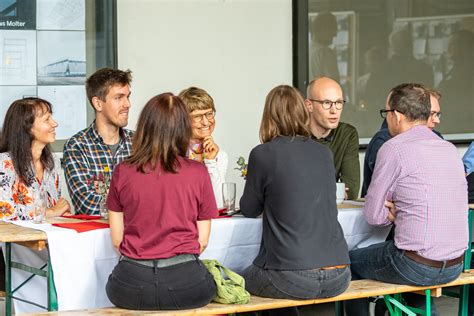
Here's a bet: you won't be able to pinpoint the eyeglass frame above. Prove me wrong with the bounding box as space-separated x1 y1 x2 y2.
379 109 405 119
307 99 346 110
430 111 442 119
190 110 215 123
379 109 441 120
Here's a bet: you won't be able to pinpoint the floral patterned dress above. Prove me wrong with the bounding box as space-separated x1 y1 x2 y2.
0 152 61 220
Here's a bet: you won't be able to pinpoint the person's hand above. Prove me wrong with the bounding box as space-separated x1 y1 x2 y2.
47 198 71 217
202 136 219 160
385 200 397 222
199 240 208 254
344 187 349 200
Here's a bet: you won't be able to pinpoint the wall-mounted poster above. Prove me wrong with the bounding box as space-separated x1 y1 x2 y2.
38 85 87 139
37 0 85 31
0 0 36 30
0 0 87 143
0 30 36 85
37 30 86 85
0 86 37 122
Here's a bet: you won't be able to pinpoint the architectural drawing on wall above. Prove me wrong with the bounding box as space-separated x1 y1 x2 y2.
0 86 37 127
41 59 86 78
37 30 85 85
37 0 85 31
37 85 86 139
308 11 356 104
0 30 36 85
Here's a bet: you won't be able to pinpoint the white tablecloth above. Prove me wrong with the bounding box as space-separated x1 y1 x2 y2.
8 202 390 313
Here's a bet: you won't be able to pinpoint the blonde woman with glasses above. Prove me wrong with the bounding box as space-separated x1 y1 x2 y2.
179 87 228 208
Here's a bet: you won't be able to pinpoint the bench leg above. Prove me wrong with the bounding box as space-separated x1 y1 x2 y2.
385 290 433 316
425 289 431 315
334 301 343 316
384 293 417 316
46 251 58 311
5 243 11 316
458 284 469 316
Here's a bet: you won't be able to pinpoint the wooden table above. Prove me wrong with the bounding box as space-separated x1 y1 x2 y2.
0 221 50 316
0 217 108 316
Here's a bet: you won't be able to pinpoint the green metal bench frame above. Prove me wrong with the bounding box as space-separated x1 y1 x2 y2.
4 242 58 316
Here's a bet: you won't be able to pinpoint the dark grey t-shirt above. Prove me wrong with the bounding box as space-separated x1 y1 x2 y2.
108 142 120 157
240 136 350 270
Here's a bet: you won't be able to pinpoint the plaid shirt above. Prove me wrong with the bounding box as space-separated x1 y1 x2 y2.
63 122 133 215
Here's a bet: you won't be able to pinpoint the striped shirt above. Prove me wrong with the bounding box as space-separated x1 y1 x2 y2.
365 125 468 261
63 122 133 215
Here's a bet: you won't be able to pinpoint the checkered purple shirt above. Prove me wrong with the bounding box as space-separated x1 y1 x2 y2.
365 125 468 261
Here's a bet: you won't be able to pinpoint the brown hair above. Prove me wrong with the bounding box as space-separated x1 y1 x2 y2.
178 86 216 113
85 68 132 106
388 83 431 121
0 97 54 185
126 93 191 173
260 85 311 143
426 88 441 100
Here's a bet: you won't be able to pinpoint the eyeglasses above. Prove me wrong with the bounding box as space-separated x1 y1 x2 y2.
430 111 442 119
308 99 346 110
190 111 215 123
379 109 405 118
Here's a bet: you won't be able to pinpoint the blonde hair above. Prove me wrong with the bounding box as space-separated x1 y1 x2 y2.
260 85 311 143
178 87 216 113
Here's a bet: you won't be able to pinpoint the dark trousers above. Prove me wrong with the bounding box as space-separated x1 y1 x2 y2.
242 264 351 316
106 258 216 310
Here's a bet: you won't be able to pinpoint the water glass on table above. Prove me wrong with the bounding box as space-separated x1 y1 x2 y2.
222 182 236 213
33 192 47 224
336 182 345 205
100 198 109 220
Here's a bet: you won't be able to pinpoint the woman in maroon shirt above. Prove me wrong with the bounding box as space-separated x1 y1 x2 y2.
105 93 217 310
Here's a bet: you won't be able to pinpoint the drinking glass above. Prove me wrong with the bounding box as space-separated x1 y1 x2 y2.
100 197 109 220
33 191 47 224
336 182 345 205
222 182 236 212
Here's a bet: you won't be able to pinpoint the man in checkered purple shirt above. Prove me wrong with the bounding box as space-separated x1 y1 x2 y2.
346 83 468 316
63 68 133 215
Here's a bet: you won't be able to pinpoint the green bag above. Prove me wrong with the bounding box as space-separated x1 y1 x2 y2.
202 259 251 304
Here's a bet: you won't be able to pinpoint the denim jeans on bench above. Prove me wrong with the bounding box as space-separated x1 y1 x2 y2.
106 258 216 310
345 240 463 316
242 264 351 316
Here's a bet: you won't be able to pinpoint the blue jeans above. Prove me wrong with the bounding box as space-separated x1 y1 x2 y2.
345 240 463 316
243 264 351 316
243 264 351 299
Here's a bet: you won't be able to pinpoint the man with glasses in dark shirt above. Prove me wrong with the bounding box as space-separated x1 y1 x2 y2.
362 88 442 197
305 76 360 200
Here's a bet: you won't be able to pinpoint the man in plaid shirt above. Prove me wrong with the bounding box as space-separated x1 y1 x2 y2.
63 68 133 215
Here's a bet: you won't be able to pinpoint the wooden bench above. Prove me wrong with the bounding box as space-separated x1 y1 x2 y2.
23 269 474 315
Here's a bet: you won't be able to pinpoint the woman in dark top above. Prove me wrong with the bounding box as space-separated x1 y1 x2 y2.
240 85 350 308
105 93 217 310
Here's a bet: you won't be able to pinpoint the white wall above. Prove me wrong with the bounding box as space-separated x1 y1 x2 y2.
117 0 292 201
